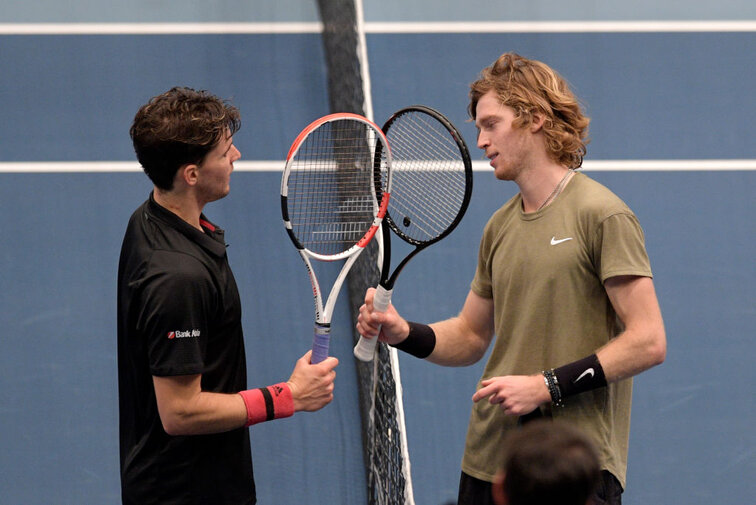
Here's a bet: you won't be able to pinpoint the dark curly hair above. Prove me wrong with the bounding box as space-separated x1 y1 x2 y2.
130 87 241 190
469 53 590 169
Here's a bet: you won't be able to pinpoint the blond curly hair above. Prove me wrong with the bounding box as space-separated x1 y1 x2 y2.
469 53 590 169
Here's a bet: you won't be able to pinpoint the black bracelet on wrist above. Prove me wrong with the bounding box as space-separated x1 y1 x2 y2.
553 354 607 399
392 321 436 359
542 369 564 408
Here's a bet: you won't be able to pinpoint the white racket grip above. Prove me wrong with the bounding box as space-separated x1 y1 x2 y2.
353 285 393 362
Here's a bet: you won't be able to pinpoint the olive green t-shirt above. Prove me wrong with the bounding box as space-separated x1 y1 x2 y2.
463 172 652 489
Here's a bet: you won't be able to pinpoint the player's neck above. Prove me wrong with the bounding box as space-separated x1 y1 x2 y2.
153 187 205 231
517 162 574 213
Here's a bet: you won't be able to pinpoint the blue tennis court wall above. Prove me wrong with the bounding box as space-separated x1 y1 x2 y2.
0 2 754 504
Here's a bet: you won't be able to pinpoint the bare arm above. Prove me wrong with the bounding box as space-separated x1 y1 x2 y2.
356 288 495 367
426 290 496 366
153 374 247 436
153 350 338 436
596 275 666 381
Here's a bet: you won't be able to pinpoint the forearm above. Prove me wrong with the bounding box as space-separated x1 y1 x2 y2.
425 317 491 366
388 316 487 366
394 290 495 367
542 317 665 407
157 388 248 436
154 375 294 436
596 325 666 382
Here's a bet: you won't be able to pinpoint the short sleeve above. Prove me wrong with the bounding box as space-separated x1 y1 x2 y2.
593 213 653 283
136 250 216 376
470 220 495 299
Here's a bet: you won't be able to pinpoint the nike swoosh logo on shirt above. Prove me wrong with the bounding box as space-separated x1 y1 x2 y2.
550 237 573 245
574 368 595 383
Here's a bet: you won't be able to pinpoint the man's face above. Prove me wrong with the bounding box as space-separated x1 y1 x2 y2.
474 91 532 181
195 131 241 203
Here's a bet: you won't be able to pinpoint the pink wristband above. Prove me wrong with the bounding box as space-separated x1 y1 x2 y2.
238 382 294 427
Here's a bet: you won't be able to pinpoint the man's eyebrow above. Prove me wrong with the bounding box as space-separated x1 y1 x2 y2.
475 113 495 127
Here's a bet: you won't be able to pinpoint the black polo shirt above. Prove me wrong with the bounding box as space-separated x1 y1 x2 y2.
117 193 255 505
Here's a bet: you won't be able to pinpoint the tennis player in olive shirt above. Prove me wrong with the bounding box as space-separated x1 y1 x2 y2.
356 53 666 505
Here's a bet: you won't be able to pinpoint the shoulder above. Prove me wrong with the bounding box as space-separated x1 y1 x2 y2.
562 173 644 239
571 173 633 216
131 250 217 312
121 204 214 287
150 249 213 279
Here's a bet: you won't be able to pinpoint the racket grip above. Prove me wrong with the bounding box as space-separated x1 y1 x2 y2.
311 323 331 364
353 285 393 362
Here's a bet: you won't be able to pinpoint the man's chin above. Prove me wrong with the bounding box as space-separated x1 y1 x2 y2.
493 169 513 181
206 187 231 204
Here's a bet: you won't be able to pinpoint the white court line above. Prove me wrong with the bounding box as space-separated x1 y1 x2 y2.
1 20 754 35
365 21 756 33
0 22 323 35
1 160 755 173
581 159 756 171
475 160 756 171
0 161 276 172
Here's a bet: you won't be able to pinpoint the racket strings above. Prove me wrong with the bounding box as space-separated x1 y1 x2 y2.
386 114 468 243
287 120 388 256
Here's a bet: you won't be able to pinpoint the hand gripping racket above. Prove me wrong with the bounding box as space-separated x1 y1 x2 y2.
282 113 391 364
353 105 473 361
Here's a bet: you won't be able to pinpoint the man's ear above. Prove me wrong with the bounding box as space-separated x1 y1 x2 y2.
530 112 545 133
178 163 199 187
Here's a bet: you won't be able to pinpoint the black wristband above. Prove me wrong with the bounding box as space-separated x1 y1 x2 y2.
392 321 436 359
553 354 607 399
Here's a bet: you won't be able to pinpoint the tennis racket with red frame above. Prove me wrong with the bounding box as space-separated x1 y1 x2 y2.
353 105 473 361
282 113 392 364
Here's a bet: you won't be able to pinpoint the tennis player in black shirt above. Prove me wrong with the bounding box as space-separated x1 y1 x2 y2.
117 87 339 505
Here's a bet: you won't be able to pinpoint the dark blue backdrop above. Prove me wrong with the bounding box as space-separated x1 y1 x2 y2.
1 6 754 505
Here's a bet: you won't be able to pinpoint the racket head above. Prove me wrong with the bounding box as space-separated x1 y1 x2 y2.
282 113 391 260
379 105 473 248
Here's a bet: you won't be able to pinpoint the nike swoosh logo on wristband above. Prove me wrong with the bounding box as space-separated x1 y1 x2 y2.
574 368 595 383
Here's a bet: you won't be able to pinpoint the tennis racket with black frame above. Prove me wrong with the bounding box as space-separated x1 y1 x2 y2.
353 105 473 361
282 113 392 364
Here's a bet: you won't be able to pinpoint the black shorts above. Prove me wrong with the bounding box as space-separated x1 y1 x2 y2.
457 469 623 505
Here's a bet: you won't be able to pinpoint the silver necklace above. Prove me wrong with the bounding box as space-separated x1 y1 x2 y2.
537 169 574 211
